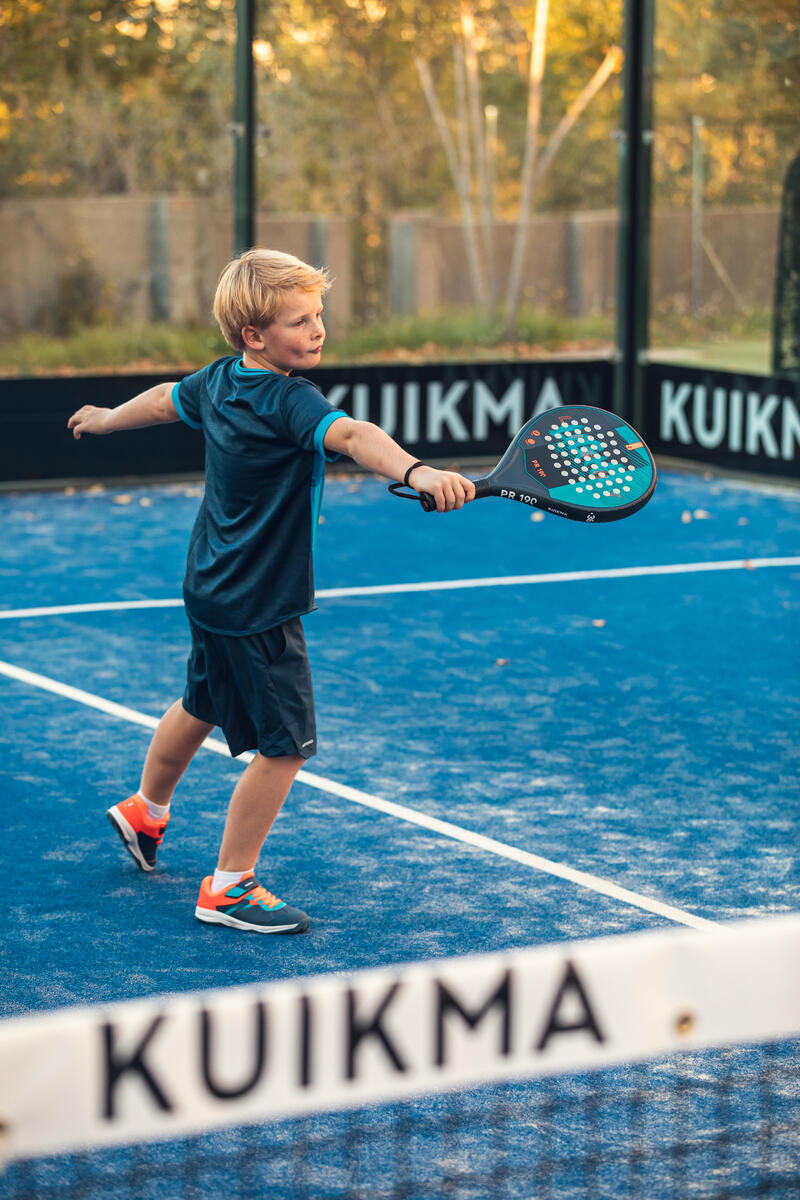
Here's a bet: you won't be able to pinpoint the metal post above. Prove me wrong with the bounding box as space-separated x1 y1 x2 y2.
234 0 256 254
691 115 705 316
614 0 655 428
485 105 498 219
484 104 498 311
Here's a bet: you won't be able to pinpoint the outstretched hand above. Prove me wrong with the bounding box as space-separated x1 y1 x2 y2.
406 465 475 512
67 406 112 439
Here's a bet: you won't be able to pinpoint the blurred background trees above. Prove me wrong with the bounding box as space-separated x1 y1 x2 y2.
0 0 795 327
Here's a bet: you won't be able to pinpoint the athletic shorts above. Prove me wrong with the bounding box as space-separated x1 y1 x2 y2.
183 616 317 760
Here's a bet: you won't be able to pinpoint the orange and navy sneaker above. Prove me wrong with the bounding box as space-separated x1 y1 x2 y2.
195 873 310 934
107 794 169 873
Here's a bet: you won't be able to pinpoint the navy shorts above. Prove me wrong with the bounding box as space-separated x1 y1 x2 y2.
183 616 317 759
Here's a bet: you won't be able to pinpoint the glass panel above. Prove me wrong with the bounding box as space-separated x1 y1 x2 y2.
0 2 237 374
648 0 798 377
0 2 625 372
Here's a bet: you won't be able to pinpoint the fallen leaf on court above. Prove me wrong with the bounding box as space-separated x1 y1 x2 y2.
140 497 152 507
693 509 711 520
495 658 509 666
592 619 606 628
681 511 693 523
113 494 132 505
530 511 545 522
738 517 749 526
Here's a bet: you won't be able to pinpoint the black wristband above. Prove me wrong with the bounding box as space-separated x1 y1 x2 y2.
403 461 426 488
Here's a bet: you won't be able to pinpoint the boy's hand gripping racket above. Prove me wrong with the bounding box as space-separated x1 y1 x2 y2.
388 405 656 523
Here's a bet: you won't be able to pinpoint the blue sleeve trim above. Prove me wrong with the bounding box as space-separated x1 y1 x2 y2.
171 382 202 430
314 409 347 461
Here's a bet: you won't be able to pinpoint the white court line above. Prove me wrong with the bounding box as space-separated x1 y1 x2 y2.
0 599 184 620
0 557 798 620
0 657 716 932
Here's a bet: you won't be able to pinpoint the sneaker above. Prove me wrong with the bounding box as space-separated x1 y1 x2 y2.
195 873 310 934
107 794 169 873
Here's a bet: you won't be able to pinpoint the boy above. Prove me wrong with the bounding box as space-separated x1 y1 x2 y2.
67 248 474 934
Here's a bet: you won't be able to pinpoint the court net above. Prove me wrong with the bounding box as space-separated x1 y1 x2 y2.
1 914 798 1199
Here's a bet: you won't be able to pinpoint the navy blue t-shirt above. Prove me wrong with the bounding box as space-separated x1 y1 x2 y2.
172 356 346 635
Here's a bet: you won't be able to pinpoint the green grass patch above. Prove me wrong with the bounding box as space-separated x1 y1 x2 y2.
0 310 614 376
649 309 774 375
648 338 772 374
650 308 773 344
0 308 777 376
0 324 229 377
324 309 614 362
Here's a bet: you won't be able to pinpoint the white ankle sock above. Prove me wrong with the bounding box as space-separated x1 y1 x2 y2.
138 790 170 821
212 868 250 893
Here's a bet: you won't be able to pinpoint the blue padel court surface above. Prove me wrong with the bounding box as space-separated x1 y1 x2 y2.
0 467 798 1016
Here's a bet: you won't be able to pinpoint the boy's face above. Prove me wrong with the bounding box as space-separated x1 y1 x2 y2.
242 287 325 374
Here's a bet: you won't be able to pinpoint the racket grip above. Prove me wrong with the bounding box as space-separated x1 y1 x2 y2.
420 477 486 510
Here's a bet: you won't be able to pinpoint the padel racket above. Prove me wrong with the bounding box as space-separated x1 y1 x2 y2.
389 405 656 523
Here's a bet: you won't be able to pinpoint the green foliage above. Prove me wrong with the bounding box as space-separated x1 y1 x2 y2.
0 310 615 374
0 0 235 196
0 323 228 376
0 1 795 333
326 307 615 359
0 307 776 376
2 1 794 213
653 0 798 209
40 255 113 335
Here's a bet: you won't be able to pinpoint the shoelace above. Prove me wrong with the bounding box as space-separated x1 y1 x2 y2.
248 884 282 909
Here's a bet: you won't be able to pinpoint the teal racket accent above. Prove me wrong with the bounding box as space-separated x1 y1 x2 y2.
525 413 655 515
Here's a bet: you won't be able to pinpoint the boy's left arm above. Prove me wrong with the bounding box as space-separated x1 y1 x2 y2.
323 417 475 512
68 382 180 439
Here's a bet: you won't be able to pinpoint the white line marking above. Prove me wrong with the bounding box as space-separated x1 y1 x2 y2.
0 557 797 620
0 657 717 931
291 770 718 931
0 599 184 620
317 557 800 599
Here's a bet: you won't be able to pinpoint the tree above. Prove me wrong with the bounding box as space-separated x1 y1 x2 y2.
1 0 796 330
653 0 799 209
0 0 236 195
412 0 622 332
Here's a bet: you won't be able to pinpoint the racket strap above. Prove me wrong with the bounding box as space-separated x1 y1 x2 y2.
403 461 426 487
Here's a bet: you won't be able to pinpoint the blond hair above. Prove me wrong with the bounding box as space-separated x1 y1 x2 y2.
213 248 331 350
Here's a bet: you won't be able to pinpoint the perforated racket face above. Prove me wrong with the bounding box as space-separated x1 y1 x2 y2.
488 405 656 522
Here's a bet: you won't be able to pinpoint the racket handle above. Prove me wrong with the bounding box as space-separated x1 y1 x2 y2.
420 477 489 510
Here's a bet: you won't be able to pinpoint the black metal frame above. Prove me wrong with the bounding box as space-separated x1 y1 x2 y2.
614 0 655 432
234 0 256 254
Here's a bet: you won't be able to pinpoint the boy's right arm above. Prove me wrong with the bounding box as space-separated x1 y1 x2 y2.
323 416 474 512
67 382 180 439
